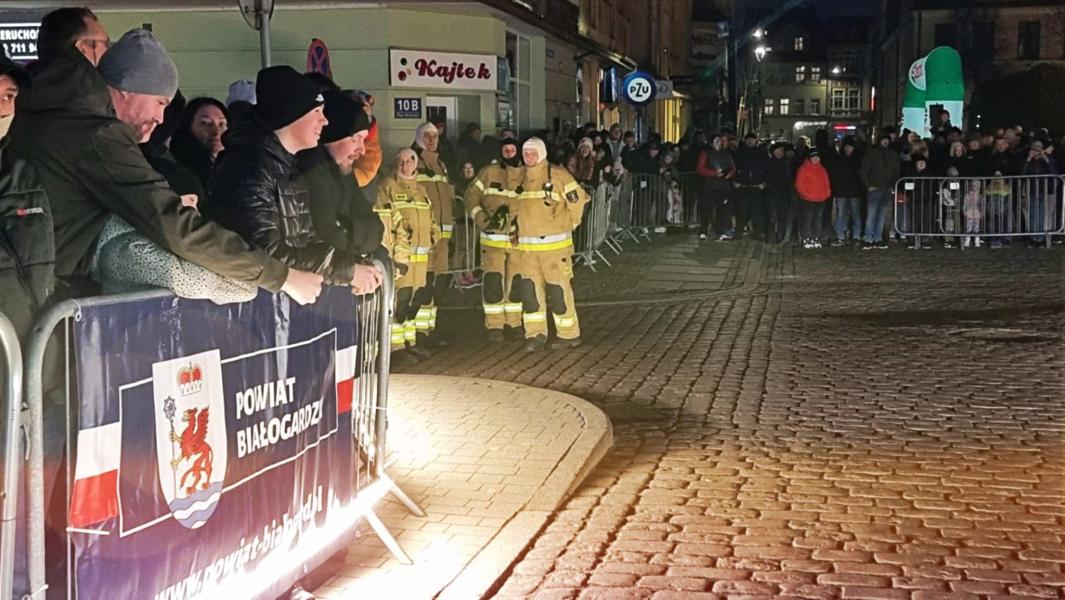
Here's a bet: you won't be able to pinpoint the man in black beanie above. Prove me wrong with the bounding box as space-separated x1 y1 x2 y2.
206 65 368 291
296 89 384 295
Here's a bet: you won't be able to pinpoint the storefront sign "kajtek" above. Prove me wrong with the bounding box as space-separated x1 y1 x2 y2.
390 48 498 91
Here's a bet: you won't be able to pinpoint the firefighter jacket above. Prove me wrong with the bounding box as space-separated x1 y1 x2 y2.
465 162 523 247
375 175 438 270
513 161 589 248
412 147 455 240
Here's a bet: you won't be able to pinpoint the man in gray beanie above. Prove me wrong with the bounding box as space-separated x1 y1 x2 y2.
9 30 326 303
97 28 179 142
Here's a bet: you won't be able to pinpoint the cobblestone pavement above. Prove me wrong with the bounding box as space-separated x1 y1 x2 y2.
405 238 1065 599
440 233 751 307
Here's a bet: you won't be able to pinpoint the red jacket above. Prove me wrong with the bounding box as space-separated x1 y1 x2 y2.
795 160 831 202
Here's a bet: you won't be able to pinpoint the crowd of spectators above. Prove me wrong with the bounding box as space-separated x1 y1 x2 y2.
515 112 1063 251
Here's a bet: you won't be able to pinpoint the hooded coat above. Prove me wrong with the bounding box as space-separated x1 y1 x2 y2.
8 48 288 296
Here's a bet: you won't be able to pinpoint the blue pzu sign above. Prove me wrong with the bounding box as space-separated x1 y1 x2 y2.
394 97 423 119
621 71 657 106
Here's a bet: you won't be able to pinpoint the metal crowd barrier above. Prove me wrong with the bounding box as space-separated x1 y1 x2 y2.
445 195 480 280
893 175 1065 248
676 171 702 227
628 172 699 236
12 259 424 599
0 311 23 597
573 183 622 271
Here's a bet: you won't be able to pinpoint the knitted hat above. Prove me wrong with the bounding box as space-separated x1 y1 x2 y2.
578 137 594 152
226 79 256 106
98 29 178 98
808 150 821 159
320 90 371 144
255 66 325 130
523 137 547 165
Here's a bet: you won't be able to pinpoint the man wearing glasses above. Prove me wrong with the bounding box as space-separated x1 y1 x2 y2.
37 7 111 67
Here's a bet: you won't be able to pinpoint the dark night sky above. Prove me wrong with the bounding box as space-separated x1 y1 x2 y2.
738 0 880 17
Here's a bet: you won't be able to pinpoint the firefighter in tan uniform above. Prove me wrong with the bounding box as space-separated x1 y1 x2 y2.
513 137 590 351
465 137 525 342
376 148 439 365
411 122 454 346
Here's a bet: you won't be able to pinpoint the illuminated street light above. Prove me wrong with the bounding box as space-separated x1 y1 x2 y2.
754 46 770 61
832 66 842 75
752 29 764 39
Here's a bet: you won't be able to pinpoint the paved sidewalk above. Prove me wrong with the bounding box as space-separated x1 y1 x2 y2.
310 375 612 599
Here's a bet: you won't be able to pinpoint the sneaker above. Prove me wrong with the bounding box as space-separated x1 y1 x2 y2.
814 239 823 249
830 239 846 247
943 240 956 249
699 233 707 241
718 232 734 241
861 241 876 250
524 335 547 352
975 237 983 248
875 241 889 250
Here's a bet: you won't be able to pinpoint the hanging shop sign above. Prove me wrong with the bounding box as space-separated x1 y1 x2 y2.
622 71 657 106
389 48 497 91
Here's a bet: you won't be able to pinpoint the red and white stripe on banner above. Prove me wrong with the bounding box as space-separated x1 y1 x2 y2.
69 422 122 529
336 345 357 415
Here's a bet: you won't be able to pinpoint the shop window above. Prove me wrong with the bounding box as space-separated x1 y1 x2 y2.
794 99 804 115
506 31 533 133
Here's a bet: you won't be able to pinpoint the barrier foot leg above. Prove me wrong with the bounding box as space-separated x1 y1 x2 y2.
363 508 414 565
595 250 612 267
387 479 427 518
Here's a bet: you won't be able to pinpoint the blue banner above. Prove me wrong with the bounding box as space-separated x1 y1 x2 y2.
67 287 367 599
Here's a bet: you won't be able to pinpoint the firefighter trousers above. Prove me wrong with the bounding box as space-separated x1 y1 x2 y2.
515 246 580 340
480 243 523 330
392 261 428 350
414 237 449 335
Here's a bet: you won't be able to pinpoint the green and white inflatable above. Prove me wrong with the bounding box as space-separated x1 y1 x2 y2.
901 46 964 136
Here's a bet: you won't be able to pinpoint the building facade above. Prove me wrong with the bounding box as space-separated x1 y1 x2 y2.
875 0 1065 132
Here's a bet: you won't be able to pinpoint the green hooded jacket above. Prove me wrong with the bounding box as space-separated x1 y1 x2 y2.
9 49 287 296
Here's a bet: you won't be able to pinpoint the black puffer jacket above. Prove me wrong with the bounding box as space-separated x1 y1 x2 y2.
295 146 384 257
205 114 355 285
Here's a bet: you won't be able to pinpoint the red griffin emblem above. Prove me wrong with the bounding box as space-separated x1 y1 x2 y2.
171 408 214 494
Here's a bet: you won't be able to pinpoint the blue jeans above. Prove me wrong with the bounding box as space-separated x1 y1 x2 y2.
863 190 889 243
833 197 862 240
